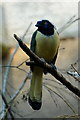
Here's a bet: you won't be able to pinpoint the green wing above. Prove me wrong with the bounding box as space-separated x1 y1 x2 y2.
30 30 37 52
51 50 58 65
30 30 37 71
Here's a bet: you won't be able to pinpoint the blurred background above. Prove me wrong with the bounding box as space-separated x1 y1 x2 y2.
0 1 79 118
0 1 78 44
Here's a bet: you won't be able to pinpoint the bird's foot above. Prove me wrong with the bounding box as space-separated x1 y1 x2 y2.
40 58 48 74
51 64 57 71
40 58 46 63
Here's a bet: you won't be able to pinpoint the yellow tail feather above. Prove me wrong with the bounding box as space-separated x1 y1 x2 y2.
29 66 43 102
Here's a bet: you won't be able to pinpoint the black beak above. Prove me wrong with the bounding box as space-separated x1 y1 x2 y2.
35 23 38 27
35 21 42 27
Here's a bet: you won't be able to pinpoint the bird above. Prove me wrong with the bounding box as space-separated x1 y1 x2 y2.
28 20 60 110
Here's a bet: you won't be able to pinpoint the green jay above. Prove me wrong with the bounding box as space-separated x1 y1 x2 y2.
28 20 60 110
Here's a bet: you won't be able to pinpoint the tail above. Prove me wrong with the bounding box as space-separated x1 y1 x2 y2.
28 66 43 110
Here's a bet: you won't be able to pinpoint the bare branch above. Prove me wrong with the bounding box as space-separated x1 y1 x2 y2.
57 114 80 118
0 90 14 120
71 64 80 76
44 84 76 114
11 109 23 118
58 15 80 34
9 71 31 104
14 34 80 98
1 65 27 73
17 58 29 68
2 22 32 118
1 72 31 118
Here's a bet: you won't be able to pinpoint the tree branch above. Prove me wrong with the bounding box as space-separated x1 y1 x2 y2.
0 90 14 120
2 22 32 118
9 71 31 104
58 15 80 34
14 34 80 98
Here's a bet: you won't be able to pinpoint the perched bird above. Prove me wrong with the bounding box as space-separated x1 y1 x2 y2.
28 20 60 110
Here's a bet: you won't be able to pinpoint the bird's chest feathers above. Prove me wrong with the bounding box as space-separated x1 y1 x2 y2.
35 31 60 61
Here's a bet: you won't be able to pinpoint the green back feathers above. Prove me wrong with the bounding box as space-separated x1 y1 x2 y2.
30 30 37 52
30 30 37 71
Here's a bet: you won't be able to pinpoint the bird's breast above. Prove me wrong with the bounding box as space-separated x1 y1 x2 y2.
35 31 60 62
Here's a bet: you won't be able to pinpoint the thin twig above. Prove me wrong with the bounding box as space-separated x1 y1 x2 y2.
1 65 27 73
11 109 23 118
2 22 32 118
44 85 58 107
0 90 14 120
45 81 79 100
9 71 31 104
43 82 66 90
67 64 80 81
2 72 31 118
67 71 80 81
56 88 77 113
71 64 80 75
0 58 29 73
16 67 27 73
43 77 62 85
44 84 76 114
17 58 29 68
56 114 80 118
58 15 80 34
2 44 19 118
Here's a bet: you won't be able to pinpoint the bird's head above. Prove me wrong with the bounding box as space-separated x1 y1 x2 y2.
35 20 55 36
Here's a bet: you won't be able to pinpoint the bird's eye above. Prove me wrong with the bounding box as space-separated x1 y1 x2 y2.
44 22 47 25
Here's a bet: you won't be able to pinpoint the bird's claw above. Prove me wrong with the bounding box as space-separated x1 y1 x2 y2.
51 64 57 70
40 58 46 63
